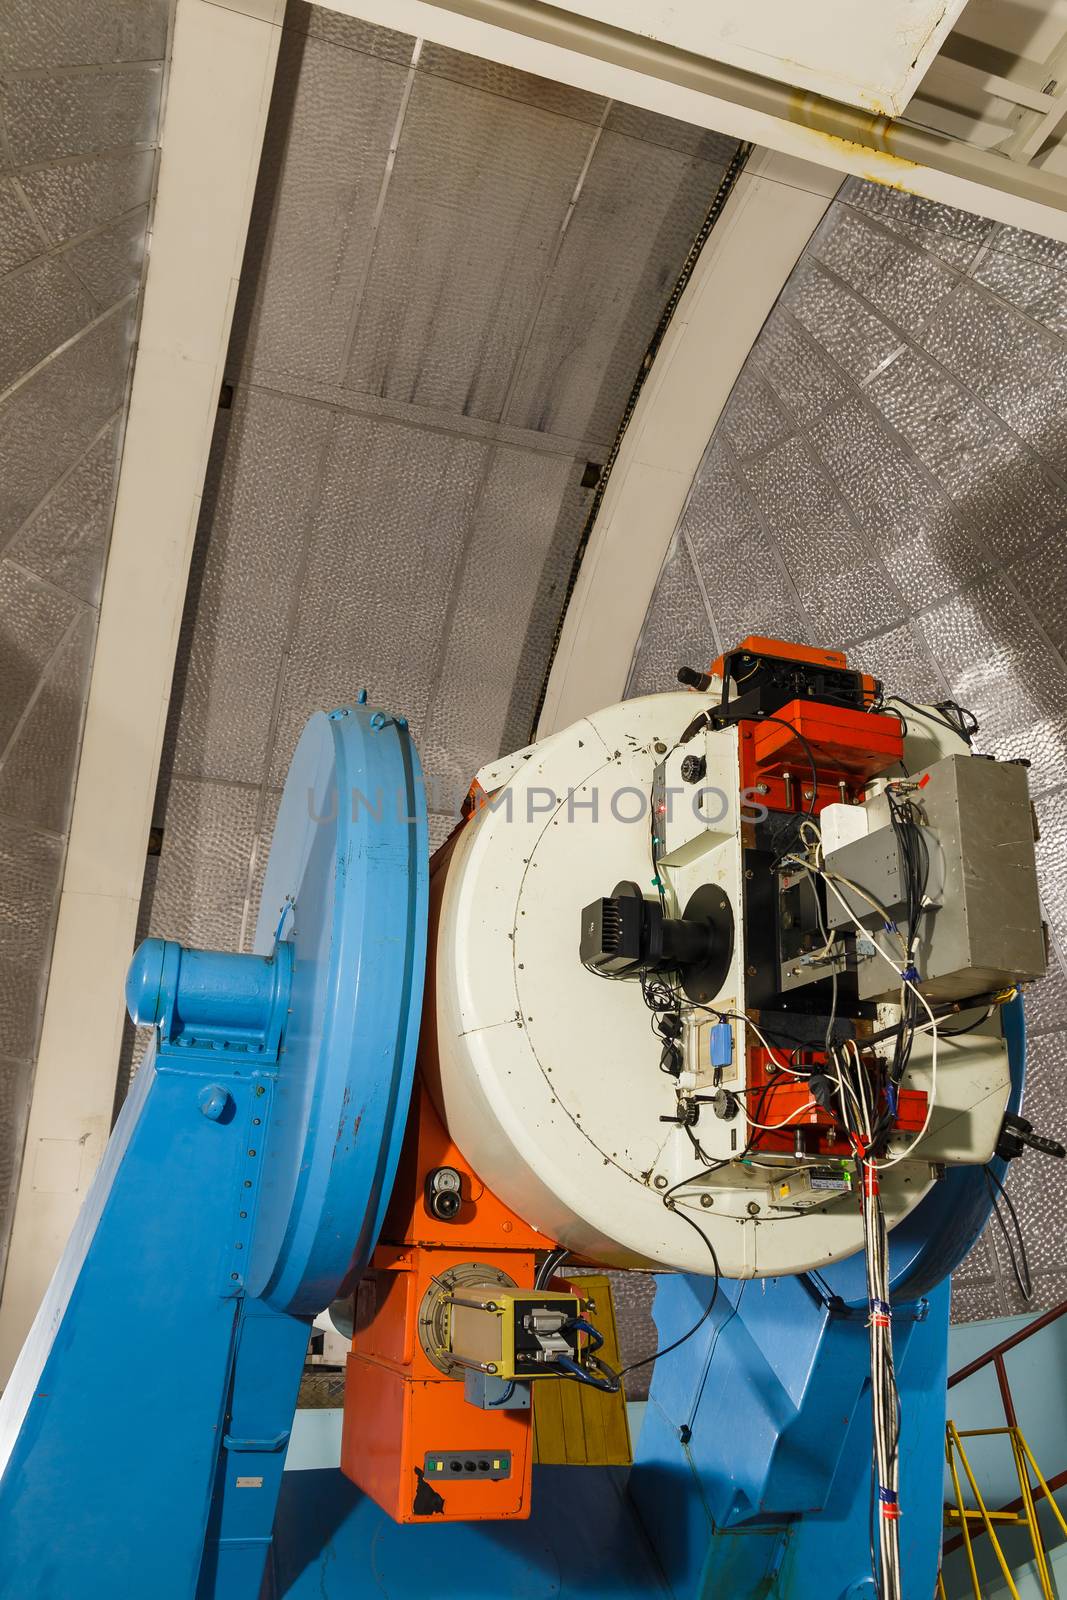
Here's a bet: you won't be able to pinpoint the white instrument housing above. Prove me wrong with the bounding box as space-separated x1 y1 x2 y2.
427 691 1013 1276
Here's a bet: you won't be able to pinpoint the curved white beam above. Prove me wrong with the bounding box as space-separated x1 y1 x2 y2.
537 148 838 733
0 0 284 1383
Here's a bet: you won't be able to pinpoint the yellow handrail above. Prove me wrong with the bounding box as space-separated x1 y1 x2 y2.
941 1421 1063 1599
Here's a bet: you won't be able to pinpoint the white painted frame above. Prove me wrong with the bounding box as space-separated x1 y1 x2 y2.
0 0 286 1381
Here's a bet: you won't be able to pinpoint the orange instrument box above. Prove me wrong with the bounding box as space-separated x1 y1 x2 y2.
751 698 903 783
340 1083 554 1523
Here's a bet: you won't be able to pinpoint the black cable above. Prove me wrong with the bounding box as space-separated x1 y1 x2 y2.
937 1008 994 1038
881 695 978 747
534 1248 570 1290
753 713 819 818
617 1200 721 1380
984 1166 1033 1303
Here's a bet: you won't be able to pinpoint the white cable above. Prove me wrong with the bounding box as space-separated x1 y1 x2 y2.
745 1101 818 1133
813 869 939 1170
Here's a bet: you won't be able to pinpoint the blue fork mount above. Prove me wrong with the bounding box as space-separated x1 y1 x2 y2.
0 704 428 1600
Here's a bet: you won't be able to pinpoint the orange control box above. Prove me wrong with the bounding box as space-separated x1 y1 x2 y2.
340 1083 556 1523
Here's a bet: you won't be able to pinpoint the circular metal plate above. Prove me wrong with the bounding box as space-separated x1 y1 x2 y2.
246 705 428 1314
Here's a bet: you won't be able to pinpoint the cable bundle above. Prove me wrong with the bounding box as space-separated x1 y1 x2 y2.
860 1153 902 1597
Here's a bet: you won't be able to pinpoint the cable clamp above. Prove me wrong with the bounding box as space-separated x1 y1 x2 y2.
870 1297 891 1329
878 1487 901 1519
901 964 921 983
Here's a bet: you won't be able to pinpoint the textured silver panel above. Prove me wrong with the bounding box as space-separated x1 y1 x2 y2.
915 582 1067 796
950 1280 1001 1324
0 306 133 537
717 368 792 462
268 416 487 787
751 311 849 426
1011 540 1067 659
809 404 990 610
845 625 945 703
683 443 808 646
0 609 94 833
921 283 1067 467
866 349 1067 562
0 0 167 69
1034 791 1067 959
171 390 334 787
0 559 82 750
974 225 1067 340
284 0 414 64
952 1229 994 1285
419 447 587 799
743 435 906 644
0 65 163 166
604 103 738 162
5 419 120 606
811 204 956 336
0 1055 31 1282
241 789 282 955
0 812 64 968
0 0 163 1266
343 70 592 421
504 130 730 443
62 205 148 308
783 259 903 387
17 149 155 245
148 780 260 955
0 179 45 274
627 536 716 700
1023 949 1067 1038
236 33 408 390
418 40 606 124
602 1269 657 1400
839 176 993 269
428 812 459 854
0 252 96 393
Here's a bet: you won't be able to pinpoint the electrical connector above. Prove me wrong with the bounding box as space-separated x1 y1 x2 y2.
709 1020 733 1069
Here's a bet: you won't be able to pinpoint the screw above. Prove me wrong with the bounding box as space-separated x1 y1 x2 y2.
747 964 757 977
654 1175 668 1189
239 1211 247 1219
803 788 814 802
255 1085 265 1097
252 1117 261 1126
745 868 754 880
700 1194 714 1208
247 1149 256 1158
198 1084 233 1121
747 1201 761 1216
654 741 667 754
755 783 769 795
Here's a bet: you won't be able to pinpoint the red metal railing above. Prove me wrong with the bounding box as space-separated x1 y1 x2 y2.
942 1298 1067 1557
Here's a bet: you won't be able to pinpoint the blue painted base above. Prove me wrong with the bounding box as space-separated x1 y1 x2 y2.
629 1274 950 1600
267 1466 669 1599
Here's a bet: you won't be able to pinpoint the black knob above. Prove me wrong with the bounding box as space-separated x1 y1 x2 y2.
712 1089 739 1121
680 753 706 784
425 1165 463 1221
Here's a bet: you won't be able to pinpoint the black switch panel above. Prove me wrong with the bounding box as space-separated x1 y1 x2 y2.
423 1450 511 1481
